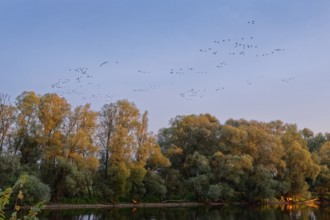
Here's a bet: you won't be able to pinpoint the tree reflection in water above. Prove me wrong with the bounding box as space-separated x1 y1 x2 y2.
37 205 330 220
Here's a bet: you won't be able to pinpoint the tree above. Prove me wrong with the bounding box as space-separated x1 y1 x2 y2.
182 152 210 178
0 94 15 153
314 165 330 199
158 114 221 169
37 93 70 201
38 93 70 159
210 151 253 193
98 100 139 169
128 166 147 200
186 174 209 201
218 124 248 155
61 104 99 170
98 100 140 200
108 162 131 200
42 103 99 201
146 144 170 170
143 170 167 200
218 120 286 201
301 128 314 140
0 175 45 220
0 154 20 188
313 141 330 198
245 165 278 201
61 104 99 199
207 183 234 202
280 125 320 200
307 133 326 152
98 102 118 177
318 142 330 166
98 100 169 200
11 91 41 165
17 174 51 205
161 168 186 197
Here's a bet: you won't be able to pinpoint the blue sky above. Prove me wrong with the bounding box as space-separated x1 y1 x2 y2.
1 0 330 133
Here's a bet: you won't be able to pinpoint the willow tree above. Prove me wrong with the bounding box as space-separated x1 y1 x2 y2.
210 151 253 199
158 114 221 169
314 141 330 198
280 125 320 200
220 120 286 201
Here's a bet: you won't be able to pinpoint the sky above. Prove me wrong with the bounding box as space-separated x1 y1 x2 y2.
1 0 330 133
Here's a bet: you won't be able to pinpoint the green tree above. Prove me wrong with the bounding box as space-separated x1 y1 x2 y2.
207 183 234 202
319 141 330 167
0 154 20 188
98 100 169 200
186 174 209 201
11 91 41 165
218 124 248 155
108 162 131 200
314 165 330 199
158 114 221 169
245 165 278 201
280 125 320 200
308 133 327 152
314 141 330 198
143 170 167 200
16 174 50 205
0 175 45 220
210 151 253 196
161 168 186 197
182 152 210 178
301 128 314 140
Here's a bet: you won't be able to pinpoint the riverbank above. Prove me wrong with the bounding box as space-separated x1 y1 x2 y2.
23 202 229 210
26 203 328 219
22 199 325 210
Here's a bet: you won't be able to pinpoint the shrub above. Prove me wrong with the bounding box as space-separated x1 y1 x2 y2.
17 175 51 205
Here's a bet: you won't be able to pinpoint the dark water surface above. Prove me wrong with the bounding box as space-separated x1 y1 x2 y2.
34 204 328 219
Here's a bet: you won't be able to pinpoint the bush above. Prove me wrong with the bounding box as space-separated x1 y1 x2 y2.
207 184 223 202
0 154 20 188
0 175 45 220
17 175 51 205
144 171 167 198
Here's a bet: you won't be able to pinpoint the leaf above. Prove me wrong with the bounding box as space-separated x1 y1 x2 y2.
17 190 24 200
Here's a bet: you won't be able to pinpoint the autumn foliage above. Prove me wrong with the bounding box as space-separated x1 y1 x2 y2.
1 91 330 204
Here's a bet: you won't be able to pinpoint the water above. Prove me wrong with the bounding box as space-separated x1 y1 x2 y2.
33 204 329 219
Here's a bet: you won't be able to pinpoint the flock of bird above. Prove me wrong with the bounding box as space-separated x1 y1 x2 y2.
51 61 118 102
169 68 207 75
180 89 206 100
50 20 294 102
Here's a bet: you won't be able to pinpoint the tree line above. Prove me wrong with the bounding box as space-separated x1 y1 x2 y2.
1 91 330 204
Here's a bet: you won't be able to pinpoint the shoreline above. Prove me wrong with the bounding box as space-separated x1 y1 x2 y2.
22 199 325 210
34 202 208 210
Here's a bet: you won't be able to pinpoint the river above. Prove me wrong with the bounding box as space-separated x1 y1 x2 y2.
33 204 329 219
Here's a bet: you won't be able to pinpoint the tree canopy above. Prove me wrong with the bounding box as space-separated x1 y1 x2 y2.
0 91 329 204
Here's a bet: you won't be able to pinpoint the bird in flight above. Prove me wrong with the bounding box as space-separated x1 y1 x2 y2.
99 61 109 67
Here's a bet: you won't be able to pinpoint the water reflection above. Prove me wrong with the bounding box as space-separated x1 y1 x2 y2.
37 204 330 220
